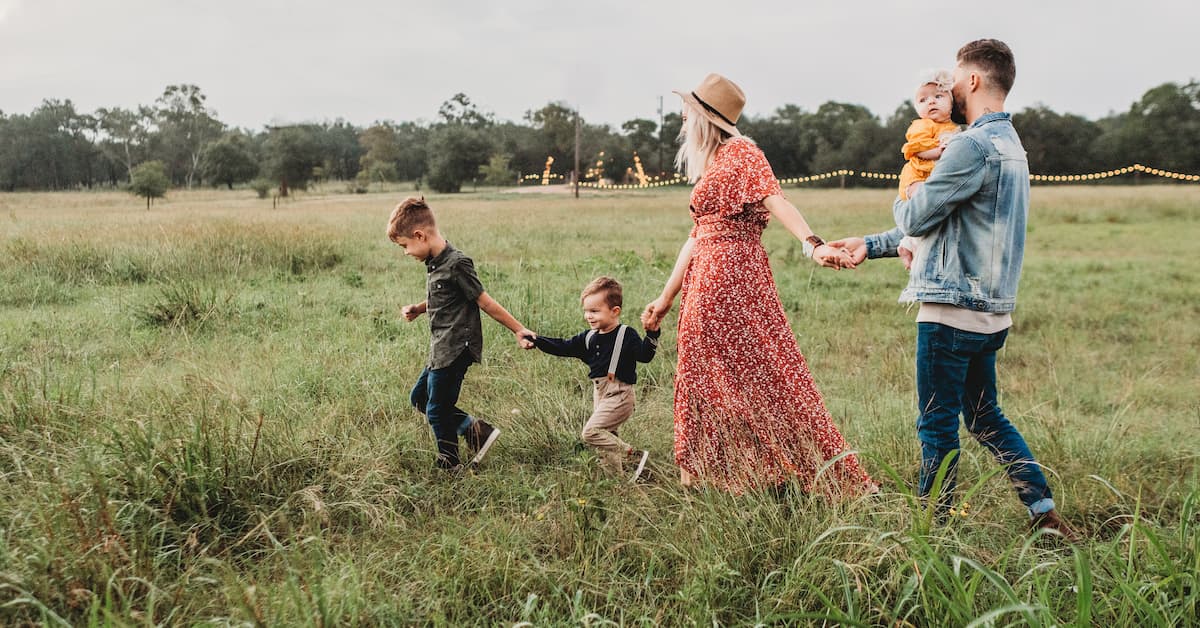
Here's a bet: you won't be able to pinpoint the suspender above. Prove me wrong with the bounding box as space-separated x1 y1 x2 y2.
586 325 628 381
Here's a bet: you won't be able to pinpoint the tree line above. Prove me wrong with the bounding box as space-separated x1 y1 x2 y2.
0 81 1197 195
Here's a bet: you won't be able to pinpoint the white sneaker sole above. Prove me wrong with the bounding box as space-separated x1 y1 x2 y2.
469 428 501 466
630 450 649 483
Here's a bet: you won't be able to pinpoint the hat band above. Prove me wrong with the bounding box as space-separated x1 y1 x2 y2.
692 91 737 128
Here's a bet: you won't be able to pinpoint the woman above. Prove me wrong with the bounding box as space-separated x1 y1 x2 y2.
642 73 876 496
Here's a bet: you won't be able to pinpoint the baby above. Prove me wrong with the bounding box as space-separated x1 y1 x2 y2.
898 69 960 268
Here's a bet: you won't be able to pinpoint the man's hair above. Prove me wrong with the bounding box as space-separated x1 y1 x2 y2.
957 39 1016 96
386 196 437 241
581 276 622 309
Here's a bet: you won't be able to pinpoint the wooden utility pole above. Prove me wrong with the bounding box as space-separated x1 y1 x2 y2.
574 110 581 198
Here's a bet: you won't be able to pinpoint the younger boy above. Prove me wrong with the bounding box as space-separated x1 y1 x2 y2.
528 277 660 481
388 197 536 470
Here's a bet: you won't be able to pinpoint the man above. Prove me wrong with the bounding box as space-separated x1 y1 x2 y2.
832 39 1077 539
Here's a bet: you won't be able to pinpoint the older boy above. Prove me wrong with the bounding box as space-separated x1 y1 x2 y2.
388 197 536 470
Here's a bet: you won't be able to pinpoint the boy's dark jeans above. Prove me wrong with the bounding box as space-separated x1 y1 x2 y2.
410 351 474 468
916 322 1054 516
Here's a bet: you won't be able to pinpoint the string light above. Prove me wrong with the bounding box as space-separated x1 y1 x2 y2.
539 162 1200 190
1028 163 1200 183
632 152 649 186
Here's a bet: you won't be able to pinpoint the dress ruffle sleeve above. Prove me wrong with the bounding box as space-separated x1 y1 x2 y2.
726 139 782 213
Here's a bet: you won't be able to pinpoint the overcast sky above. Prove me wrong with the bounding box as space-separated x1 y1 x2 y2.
1 0 1196 130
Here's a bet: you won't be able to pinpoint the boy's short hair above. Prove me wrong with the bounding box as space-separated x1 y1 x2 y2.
581 276 622 309
387 196 437 241
957 39 1016 96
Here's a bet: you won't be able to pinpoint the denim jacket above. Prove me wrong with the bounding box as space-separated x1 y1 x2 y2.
864 112 1028 313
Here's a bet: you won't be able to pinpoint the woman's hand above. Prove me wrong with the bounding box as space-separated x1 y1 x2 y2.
641 295 673 329
813 244 857 270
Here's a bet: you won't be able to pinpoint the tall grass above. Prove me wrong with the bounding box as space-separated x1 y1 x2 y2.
0 185 1197 624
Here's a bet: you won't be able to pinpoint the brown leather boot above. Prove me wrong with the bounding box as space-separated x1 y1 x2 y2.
1030 509 1081 543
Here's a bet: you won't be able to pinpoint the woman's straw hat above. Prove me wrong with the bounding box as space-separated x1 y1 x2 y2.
674 73 744 136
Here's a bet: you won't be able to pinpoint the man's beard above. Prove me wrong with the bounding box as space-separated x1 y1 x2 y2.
951 98 967 124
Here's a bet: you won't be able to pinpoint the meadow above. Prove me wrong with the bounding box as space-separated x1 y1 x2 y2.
0 183 1197 625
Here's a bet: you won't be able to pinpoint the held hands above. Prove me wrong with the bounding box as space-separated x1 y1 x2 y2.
640 295 672 331
826 237 868 266
400 303 427 321
813 243 857 270
516 329 537 350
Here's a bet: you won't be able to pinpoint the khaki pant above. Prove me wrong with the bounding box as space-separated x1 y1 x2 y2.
581 377 635 474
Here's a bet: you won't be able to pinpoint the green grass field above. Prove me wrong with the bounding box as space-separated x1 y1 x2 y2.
1 184 1197 625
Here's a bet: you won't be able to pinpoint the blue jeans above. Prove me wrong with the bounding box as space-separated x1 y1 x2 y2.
916 322 1054 516
410 351 475 468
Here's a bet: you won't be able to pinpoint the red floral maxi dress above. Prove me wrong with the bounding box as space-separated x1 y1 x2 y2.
674 137 875 495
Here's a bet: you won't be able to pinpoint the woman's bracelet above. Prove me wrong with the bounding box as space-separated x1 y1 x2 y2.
802 235 826 258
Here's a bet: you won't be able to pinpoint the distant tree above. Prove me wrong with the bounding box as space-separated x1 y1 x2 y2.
808 102 881 182
580 122 631 181
1093 81 1200 175
660 112 683 174
621 118 659 171
359 123 403 183
525 102 577 159
861 102 918 186
0 99 99 190
249 177 273 199
314 119 364 181
741 104 817 178
478 153 515 186
263 125 322 196
1014 105 1104 175
393 122 430 181
153 84 224 187
491 121 543 178
200 133 259 189
129 160 170 209
438 93 493 128
96 106 153 181
424 95 495 193
426 124 491 193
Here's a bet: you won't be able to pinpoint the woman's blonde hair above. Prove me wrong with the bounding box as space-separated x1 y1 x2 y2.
674 102 743 182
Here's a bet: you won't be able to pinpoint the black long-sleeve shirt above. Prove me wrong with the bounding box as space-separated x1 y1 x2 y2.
534 325 660 384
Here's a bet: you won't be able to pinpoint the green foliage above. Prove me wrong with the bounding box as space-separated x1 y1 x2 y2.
425 124 491 193
264 125 322 196
249 177 273 199
154 84 225 187
478 153 515 186
3 82 1200 193
201 133 259 189
358 123 402 183
128 160 170 208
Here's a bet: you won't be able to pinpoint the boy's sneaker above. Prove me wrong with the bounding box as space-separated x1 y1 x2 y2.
465 420 501 467
628 449 649 483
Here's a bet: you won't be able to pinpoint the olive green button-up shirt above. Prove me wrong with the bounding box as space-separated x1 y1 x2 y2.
424 242 485 370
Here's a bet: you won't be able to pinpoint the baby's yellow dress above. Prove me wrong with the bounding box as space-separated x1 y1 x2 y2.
898 118 960 199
